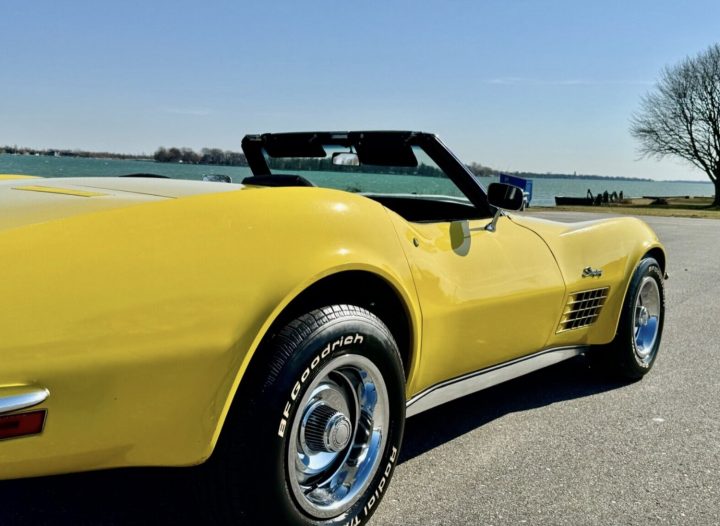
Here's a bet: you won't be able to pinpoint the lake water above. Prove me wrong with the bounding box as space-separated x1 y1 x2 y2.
1 154 713 207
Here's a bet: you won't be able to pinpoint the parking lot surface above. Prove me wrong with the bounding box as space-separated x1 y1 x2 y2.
373 212 720 526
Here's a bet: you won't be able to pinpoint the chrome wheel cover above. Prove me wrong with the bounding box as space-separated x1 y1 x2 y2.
287 354 389 519
633 276 661 363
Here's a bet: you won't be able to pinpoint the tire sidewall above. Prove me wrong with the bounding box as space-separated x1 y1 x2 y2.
259 312 405 526
622 258 665 374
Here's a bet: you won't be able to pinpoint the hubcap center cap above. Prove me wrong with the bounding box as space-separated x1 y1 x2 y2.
326 414 352 452
304 404 353 453
637 305 649 326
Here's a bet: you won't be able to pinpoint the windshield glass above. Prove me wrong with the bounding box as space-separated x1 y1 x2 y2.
263 144 469 202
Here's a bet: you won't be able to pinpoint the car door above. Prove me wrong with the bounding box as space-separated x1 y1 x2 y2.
390 213 567 396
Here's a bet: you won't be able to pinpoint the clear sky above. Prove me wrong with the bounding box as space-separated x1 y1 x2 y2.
2 0 719 180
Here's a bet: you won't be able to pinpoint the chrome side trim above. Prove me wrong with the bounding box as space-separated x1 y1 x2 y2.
406 346 587 417
0 386 50 415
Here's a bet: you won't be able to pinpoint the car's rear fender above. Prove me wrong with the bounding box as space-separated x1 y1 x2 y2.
0 187 421 477
192 191 423 463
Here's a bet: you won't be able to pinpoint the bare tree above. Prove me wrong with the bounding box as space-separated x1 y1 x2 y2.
631 43 720 206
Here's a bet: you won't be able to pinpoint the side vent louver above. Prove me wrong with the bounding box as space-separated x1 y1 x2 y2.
558 287 609 332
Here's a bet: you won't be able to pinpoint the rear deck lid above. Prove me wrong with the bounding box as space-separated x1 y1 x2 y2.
0 176 246 231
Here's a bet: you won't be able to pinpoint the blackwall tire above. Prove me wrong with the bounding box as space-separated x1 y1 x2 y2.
597 257 665 380
206 305 405 525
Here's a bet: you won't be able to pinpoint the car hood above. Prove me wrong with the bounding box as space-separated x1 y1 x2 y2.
0 176 249 231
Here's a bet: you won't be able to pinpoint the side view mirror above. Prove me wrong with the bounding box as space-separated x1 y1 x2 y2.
487 182 524 211
485 182 524 232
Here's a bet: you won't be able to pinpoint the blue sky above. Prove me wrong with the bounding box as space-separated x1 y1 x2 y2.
2 0 719 180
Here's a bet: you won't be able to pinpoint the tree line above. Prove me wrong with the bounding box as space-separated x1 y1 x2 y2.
153 147 248 166
1 144 657 184
465 161 651 181
1 145 148 160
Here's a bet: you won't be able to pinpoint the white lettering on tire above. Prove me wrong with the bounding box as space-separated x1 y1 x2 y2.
343 445 399 526
277 333 364 438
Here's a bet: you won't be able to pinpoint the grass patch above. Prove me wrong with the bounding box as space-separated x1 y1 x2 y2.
532 196 720 219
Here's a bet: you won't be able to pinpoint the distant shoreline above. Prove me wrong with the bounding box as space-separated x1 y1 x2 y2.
0 149 708 184
1 146 153 162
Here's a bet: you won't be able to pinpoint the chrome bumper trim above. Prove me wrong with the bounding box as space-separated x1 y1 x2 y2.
0 386 50 414
406 346 587 417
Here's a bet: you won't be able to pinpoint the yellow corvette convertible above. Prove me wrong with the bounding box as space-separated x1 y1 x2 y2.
0 131 665 525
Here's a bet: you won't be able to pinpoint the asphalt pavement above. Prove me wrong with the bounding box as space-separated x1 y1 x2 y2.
373 212 720 526
1 212 718 525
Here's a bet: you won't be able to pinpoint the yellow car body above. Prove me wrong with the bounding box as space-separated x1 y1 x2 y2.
0 134 665 486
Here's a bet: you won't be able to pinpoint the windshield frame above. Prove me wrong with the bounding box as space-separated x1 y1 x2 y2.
241 131 490 214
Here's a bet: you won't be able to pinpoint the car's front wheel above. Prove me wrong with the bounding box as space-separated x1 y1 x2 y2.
206 305 405 525
596 257 665 380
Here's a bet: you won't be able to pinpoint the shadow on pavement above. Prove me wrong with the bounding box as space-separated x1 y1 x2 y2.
0 356 627 525
0 465 203 526
399 356 627 464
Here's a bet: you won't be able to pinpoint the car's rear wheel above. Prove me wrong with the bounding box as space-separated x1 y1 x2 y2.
205 305 405 525
596 257 665 380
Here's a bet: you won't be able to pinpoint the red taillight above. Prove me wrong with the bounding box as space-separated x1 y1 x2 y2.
0 410 46 440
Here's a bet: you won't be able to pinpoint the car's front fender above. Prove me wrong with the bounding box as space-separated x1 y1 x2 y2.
510 214 665 346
